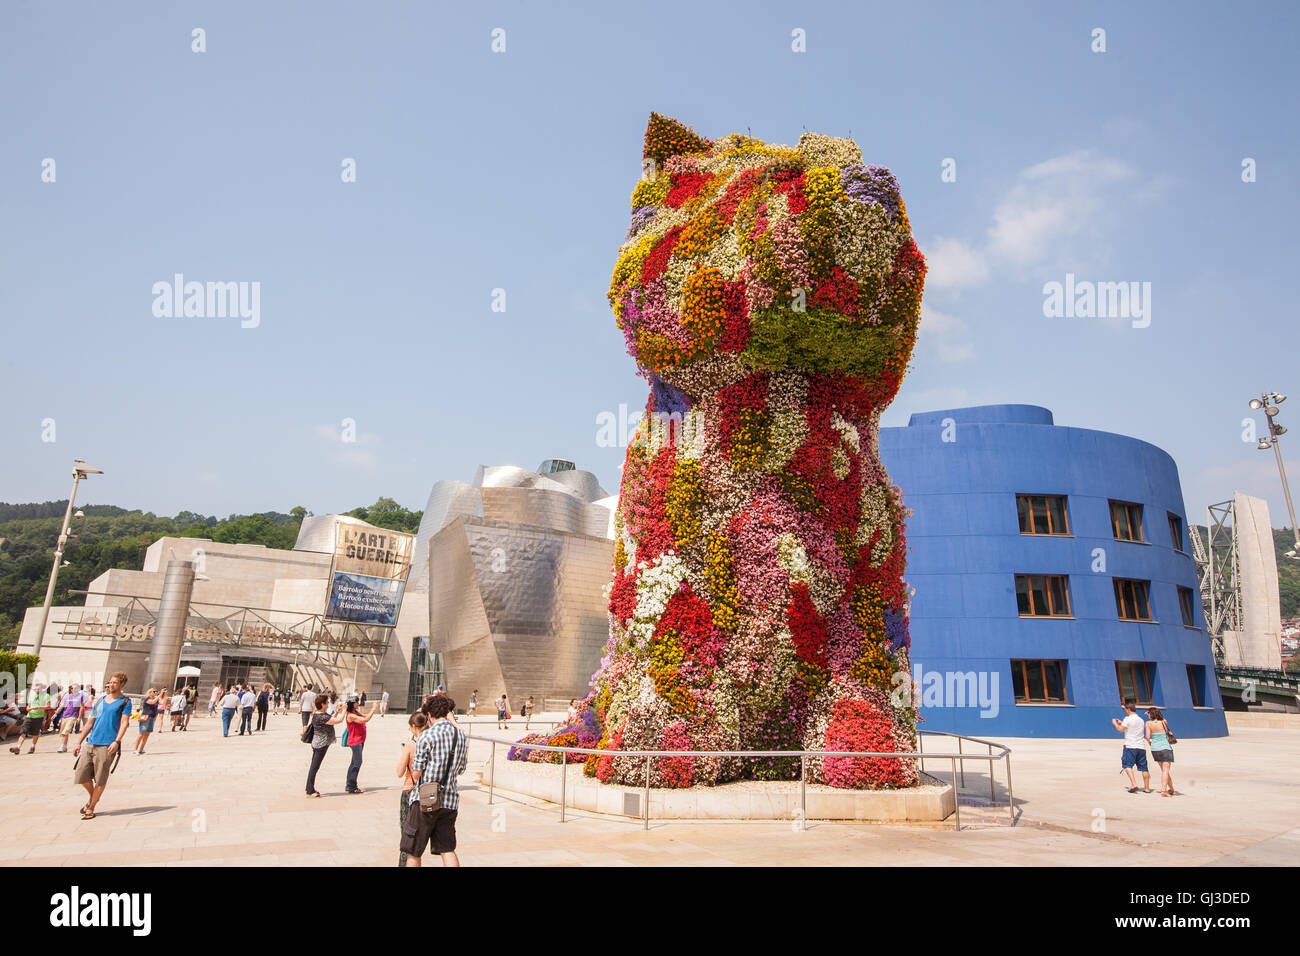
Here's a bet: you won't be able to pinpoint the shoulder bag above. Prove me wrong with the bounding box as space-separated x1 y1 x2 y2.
1164 720 1177 746
417 729 459 813
301 718 314 744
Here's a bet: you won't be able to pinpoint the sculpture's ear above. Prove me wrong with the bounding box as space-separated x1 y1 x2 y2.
644 112 711 166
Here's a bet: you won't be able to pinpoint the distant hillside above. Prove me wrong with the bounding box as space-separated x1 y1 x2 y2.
0 496 421 649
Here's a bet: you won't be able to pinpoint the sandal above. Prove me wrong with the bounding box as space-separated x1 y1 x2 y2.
81 809 95 820
1127 787 1139 793
307 791 322 798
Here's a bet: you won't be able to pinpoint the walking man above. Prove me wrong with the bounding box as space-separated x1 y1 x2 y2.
402 695 468 867
9 681 52 755
380 688 389 716
73 672 133 819
208 681 222 716
219 685 240 736
1112 700 1151 794
238 685 256 735
300 685 317 728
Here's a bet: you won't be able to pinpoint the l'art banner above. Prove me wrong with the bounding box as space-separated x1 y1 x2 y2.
324 526 415 627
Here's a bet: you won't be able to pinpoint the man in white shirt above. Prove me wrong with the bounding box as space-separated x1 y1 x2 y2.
219 687 241 737
380 690 389 716
1111 701 1151 793
238 686 256 736
300 686 316 727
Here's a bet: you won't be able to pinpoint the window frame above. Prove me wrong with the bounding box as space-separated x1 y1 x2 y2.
1177 585 1197 627
1015 573 1073 618
1016 494 1071 536
1011 659 1070 704
1186 664 1206 707
1109 499 1146 543
1113 577 1154 622
1115 660 1155 707
1168 512 1184 553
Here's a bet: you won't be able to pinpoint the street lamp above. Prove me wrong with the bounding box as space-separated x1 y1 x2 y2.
1249 392 1300 557
31 460 103 655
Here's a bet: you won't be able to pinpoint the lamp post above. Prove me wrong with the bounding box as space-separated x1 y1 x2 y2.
31 460 103 656
1249 392 1300 557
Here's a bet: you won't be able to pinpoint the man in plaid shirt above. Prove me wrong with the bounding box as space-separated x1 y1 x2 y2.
402 694 468 866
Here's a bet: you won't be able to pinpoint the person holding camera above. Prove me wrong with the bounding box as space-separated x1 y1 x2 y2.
402 695 468 867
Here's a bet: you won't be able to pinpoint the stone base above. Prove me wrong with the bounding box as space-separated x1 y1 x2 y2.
481 755 955 822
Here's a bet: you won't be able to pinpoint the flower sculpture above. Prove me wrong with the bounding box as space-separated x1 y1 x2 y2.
518 114 926 789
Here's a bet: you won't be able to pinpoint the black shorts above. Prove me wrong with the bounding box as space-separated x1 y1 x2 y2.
399 801 458 857
21 717 43 737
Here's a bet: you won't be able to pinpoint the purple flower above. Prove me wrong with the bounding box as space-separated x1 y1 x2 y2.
839 164 900 218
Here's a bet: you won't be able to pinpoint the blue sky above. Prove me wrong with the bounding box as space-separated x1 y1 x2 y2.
3 1 1298 531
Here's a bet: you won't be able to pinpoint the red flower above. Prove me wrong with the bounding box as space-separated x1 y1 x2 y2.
664 171 715 209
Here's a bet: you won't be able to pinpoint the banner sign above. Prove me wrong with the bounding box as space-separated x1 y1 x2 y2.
324 525 415 627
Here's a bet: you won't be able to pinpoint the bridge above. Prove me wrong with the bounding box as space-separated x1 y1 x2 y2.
1217 666 1300 713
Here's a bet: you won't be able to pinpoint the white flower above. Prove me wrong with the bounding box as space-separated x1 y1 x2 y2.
627 552 689 649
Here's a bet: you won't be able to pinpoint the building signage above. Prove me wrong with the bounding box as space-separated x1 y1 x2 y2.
324 526 414 627
76 616 385 654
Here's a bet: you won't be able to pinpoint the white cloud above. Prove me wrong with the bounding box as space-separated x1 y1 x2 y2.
923 237 989 291
917 306 975 363
924 149 1142 287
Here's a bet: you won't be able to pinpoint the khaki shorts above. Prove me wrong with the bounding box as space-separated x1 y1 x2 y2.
74 745 114 787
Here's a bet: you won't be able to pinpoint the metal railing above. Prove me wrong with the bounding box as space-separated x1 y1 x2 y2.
471 729 1013 831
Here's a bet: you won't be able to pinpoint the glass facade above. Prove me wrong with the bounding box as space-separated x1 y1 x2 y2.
406 636 445 712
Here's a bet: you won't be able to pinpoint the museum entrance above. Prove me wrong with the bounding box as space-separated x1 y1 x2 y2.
218 656 293 690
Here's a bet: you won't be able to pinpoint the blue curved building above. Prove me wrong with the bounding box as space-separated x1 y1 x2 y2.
879 404 1227 738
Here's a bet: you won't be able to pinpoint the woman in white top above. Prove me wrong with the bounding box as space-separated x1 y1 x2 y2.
567 699 578 724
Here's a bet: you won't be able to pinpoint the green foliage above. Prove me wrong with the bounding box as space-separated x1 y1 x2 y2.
744 305 894 377
0 652 39 693
345 497 422 534
0 497 420 650
1272 528 1300 617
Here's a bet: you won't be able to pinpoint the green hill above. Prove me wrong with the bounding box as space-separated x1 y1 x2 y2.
0 497 421 650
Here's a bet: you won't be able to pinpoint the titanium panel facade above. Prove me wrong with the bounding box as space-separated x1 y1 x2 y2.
425 463 615 708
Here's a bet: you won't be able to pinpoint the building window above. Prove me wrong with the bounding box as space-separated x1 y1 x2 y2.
1015 574 1072 617
1178 586 1196 627
1110 500 1145 542
1017 494 1070 535
1011 660 1068 703
1113 578 1153 621
1116 661 1155 706
1168 512 1184 552
1187 664 1207 707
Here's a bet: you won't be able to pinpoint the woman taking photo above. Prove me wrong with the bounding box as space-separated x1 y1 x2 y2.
396 711 429 866
134 688 160 754
305 693 346 797
343 697 378 793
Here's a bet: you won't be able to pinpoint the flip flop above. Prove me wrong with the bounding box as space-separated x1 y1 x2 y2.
1127 787 1139 793
81 809 95 820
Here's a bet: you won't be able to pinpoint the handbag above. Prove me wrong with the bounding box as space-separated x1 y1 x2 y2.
1164 721 1177 746
300 720 314 744
341 725 350 748
417 730 459 813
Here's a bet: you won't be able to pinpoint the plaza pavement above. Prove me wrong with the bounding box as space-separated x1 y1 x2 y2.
2 709 1297 866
